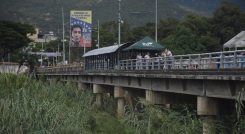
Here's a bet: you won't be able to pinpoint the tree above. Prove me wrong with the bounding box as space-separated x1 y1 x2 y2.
181 14 222 52
158 18 180 39
0 20 36 61
161 26 206 55
212 1 245 45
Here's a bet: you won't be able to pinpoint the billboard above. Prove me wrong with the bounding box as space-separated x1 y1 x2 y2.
70 10 92 47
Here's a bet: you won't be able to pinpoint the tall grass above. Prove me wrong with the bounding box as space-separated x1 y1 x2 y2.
1 72 244 134
122 99 203 134
0 73 96 133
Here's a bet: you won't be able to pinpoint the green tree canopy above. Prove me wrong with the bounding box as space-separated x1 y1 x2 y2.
0 20 36 60
161 26 206 55
212 1 245 45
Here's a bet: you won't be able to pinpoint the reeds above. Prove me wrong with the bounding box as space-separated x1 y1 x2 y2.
0 73 95 133
1 72 244 134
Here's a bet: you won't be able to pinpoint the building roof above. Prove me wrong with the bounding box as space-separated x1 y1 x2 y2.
83 43 133 57
223 31 245 48
123 36 165 51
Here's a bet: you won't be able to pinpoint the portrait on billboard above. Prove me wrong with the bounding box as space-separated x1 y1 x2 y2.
70 10 92 47
71 25 82 47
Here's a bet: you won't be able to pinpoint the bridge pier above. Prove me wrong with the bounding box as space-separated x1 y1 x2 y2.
114 86 126 117
93 84 114 107
146 91 197 109
78 82 89 91
114 87 145 117
197 97 218 134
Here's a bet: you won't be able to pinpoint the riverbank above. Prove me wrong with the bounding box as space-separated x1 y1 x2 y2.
0 72 244 134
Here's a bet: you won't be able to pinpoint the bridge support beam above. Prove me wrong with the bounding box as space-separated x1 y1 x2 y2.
145 90 171 109
93 84 114 107
146 91 197 109
197 97 218 134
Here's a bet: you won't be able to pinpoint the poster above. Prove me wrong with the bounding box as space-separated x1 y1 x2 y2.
70 10 92 47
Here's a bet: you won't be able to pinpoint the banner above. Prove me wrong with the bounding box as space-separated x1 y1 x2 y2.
70 10 92 47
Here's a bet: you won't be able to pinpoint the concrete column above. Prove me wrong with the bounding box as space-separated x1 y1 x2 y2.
163 104 170 109
203 116 216 134
145 90 170 109
58 81 63 86
78 82 88 91
93 84 114 107
118 98 125 117
114 86 126 117
197 97 218 134
96 93 103 107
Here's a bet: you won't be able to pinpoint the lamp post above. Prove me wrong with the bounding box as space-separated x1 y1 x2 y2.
62 6 65 64
52 48 54 66
93 20 100 49
155 0 157 42
83 23 87 69
118 0 121 71
98 19 100 49
69 41 71 64
41 41 44 67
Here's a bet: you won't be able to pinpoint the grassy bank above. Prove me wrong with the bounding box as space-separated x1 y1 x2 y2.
0 72 245 134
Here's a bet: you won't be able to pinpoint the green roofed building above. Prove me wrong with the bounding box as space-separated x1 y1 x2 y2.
123 36 165 52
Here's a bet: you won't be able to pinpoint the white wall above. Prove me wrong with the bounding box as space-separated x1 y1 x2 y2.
0 65 28 74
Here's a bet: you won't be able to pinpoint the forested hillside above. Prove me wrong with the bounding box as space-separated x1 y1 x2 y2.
0 0 210 36
169 0 245 13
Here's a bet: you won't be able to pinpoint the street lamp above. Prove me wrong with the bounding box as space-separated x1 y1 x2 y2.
97 19 100 49
118 0 121 71
83 23 87 69
40 39 44 67
61 39 67 64
93 21 100 49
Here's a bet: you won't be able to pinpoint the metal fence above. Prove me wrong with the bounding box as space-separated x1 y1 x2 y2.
36 50 245 73
119 50 245 70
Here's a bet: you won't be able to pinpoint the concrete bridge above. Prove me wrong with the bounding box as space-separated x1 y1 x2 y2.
36 50 245 133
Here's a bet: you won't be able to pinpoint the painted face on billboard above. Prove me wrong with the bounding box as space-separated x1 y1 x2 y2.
72 27 82 42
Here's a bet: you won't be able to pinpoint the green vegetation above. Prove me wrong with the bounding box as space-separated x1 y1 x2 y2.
0 0 213 36
2 1 245 65
1 72 245 134
0 20 36 60
169 0 245 13
0 73 125 133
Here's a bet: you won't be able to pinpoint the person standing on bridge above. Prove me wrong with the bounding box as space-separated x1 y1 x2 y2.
136 53 142 69
144 52 151 69
163 48 172 69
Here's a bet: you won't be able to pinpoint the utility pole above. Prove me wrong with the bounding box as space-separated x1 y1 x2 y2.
98 19 100 49
62 6 65 64
155 0 157 42
53 48 54 66
58 43 59 63
69 41 70 64
118 0 121 71
41 42 43 67
84 22 86 69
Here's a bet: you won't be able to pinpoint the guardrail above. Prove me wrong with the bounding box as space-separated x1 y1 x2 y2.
36 50 245 73
119 50 245 70
36 63 83 73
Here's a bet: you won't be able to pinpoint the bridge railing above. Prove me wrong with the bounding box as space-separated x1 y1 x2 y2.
36 63 83 73
119 50 245 70
35 50 245 73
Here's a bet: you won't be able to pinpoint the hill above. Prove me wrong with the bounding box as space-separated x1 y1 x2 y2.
0 0 211 36
169 0 245 13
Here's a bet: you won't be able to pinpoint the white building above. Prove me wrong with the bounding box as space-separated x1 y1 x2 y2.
0 62 28 74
